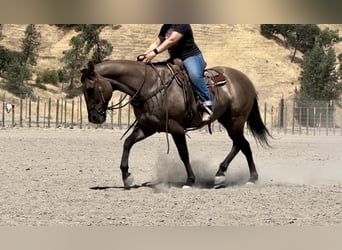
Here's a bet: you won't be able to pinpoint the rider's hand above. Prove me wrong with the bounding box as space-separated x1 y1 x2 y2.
137 55 146 61
145 50 157 63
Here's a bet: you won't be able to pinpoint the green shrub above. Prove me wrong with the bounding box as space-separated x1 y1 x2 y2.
4 60 33 97
36 69 59 85
57 68 70 83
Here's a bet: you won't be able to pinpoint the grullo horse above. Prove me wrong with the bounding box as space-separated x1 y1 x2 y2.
81 60 271 189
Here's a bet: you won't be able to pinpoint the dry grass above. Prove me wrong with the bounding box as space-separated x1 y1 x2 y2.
1 24 342 113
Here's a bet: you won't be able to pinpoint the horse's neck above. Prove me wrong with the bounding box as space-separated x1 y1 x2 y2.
96 61 147 95
97 61 159 96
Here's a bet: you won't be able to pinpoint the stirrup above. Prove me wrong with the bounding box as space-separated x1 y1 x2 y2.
201 111 211 123
203 105 213 116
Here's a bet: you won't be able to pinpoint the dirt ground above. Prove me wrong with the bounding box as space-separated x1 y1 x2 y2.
0 128 341 226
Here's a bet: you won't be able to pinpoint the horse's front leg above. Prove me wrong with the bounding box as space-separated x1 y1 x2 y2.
171 133 195 187
120 123 155 188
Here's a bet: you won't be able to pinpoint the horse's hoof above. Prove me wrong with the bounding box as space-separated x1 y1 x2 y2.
245 181 256 186
182 185 192 190
123 174 134 188
214 175 225 185
213 175 226 189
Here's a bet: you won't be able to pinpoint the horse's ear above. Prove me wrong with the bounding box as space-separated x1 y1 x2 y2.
88 61 95 72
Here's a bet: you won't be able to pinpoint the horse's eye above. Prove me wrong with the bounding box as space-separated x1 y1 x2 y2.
87 88 94 95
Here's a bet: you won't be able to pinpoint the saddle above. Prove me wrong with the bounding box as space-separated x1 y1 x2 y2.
167 58 227 127
168 59 227 87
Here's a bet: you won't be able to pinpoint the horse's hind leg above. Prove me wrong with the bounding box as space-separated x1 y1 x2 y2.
215 143 240 179
120 123 155 188
171 133 195 187
215 116 258 186
239 137 258 183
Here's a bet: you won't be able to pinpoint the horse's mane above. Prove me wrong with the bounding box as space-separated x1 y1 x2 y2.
97 59 170 68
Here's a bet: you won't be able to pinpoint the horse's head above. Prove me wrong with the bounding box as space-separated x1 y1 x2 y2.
81 62 113 124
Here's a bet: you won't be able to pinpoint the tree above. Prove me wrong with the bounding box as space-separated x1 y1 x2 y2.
296 43 342 126
316 28 342 49
74 24 113 63
20 24 41 66
3 57 32 96
260 24 297 47
260 24 340 62
299 44 325 101
1 24 41 96
299 44 341 101
61 35 88 90
61 24 115 94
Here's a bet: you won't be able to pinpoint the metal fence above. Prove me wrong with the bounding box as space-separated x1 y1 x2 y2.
263 98 342 136
1 94 342 136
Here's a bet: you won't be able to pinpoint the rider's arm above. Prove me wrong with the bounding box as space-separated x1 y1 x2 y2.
154 31 183 54
143 38 162 54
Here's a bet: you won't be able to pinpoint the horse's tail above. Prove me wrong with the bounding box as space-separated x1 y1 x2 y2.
247 97 272 147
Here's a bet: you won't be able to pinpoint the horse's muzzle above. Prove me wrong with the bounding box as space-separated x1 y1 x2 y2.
88 109 106 124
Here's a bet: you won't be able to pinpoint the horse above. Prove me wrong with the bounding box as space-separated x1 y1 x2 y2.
80 59 271 189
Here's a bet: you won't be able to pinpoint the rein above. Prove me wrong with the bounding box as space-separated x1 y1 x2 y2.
96 59 178 154
97 64 148 112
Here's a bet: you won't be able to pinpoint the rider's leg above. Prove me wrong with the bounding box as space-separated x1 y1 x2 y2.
183 54 213 122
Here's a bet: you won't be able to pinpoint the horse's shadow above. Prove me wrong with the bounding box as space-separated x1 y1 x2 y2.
89 178 247 190
90 182 157 191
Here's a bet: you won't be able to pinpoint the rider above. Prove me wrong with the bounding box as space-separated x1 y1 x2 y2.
143 24 213 123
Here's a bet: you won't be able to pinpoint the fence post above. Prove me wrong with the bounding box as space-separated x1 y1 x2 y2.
326 103 329 136
270 106 273 134
2 99 5 127
25 96 28 120
118 94 123 129
11 99 15 127
36 96 40 127
318 112 322 135
43 100 46 128
71 99 74 129
279 97 284 128
20 97 23 127
299 107 302 135
292 102 295 135
60 98 64 126
64 99 67 128
306 108 309 136
333 101 336 136
110 101 114 129
28 97 32 128
48 98 51 128
56 99 59 128
284 103 287 135
313 107 316 136
79 96 83 129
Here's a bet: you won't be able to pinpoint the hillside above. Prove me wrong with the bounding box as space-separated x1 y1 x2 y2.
1 24 341 108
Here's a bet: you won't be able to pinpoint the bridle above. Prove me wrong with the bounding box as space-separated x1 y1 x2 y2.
92 68 146 116
96 85 108 116
90 58 178 153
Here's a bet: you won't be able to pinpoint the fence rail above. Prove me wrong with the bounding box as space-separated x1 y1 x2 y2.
1 95 342 136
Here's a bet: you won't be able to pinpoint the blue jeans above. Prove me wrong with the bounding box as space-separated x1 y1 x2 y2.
183 54 212 106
